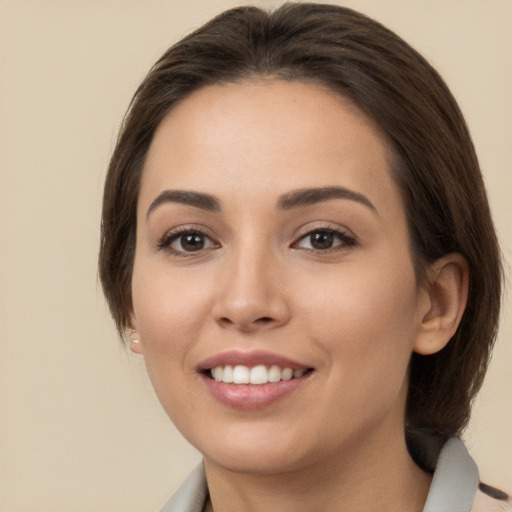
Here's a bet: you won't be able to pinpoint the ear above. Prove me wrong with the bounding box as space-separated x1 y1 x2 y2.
128 313 144 355
413 253 469 355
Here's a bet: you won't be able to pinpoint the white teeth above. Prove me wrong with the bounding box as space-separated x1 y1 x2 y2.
233 365 250 384
281 368 293 381
250 365 268 385
268 365 281 383
222 365 233 383
209 364 307 385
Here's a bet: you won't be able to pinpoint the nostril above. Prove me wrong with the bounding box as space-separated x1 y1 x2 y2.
217 316 275 329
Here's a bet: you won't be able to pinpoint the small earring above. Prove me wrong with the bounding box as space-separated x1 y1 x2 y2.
129 329 142 354
130 338 143 357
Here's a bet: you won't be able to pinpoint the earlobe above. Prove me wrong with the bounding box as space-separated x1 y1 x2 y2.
129 328 144 355
129 315 144 355
130 309 143 355
129 330 143 355
413 253 469 356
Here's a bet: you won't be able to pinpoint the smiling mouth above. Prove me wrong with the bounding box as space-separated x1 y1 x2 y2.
206 365 314 385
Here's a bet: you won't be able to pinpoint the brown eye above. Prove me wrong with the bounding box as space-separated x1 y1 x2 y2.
158 229 218 255
294 228 355 252
309 231 334 250
177 233 206 252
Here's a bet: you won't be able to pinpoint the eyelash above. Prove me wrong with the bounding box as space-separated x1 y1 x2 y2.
156 226 356 257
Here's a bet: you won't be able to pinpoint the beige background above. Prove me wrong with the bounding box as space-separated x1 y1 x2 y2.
0 0 510 510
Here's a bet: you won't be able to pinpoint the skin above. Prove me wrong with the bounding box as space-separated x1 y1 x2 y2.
130 80 468 512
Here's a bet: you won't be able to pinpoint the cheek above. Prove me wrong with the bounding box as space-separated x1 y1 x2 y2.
132 259 210 337
130 263 213 392
299 258 419 396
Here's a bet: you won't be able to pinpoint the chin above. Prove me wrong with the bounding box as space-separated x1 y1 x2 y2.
204 446 310 476
190 420 332 476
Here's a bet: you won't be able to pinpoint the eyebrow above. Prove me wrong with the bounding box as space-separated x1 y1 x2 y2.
146 190 221 218
277 186 377 213
146 185 377 218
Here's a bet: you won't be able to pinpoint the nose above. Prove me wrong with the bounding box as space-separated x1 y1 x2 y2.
212 247 291 333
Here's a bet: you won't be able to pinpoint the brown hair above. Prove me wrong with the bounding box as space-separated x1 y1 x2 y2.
99 3 502 439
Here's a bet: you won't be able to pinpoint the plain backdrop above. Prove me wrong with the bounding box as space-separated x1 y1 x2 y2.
0 1 510 510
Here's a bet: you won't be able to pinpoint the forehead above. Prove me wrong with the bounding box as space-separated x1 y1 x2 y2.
140 80 401 218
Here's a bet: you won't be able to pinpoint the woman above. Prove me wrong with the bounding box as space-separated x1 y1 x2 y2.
99 3 509 511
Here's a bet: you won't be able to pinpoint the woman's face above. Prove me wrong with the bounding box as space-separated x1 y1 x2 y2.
131 80 430 474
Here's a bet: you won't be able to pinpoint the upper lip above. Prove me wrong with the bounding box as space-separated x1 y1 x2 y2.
197 350 311 371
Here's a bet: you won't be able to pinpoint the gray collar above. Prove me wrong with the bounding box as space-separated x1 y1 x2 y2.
159 462 208 512
160 437 479 512
422 437 479 512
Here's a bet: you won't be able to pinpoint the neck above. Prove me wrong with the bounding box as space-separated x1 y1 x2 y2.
203 427 431 512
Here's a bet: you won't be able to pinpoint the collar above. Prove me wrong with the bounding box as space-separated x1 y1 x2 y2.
422 437 479 512
159 462 208 512
159 437 479 512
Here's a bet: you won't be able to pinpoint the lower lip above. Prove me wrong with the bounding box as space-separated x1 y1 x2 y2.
201 373 311 410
